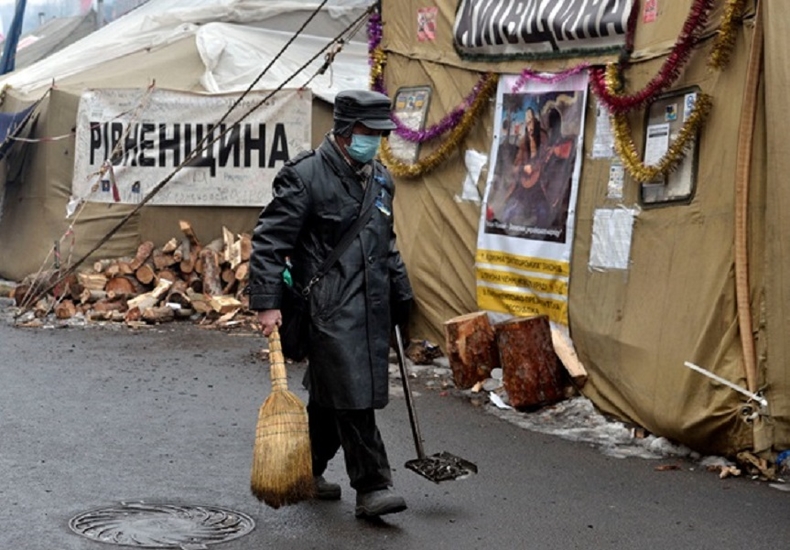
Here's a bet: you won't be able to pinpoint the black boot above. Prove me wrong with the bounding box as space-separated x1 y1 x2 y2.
355 488 407 518
313 476 341 500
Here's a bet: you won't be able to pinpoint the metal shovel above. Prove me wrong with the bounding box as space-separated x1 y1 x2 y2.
394 325 478 483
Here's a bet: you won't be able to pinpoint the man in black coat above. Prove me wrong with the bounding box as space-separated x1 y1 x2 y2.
249 90 413 518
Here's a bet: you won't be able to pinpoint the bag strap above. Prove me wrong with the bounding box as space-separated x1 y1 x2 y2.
302 168 379 295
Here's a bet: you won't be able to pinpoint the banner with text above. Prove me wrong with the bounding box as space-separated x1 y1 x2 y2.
453 0 635 60
476 72 588 326
72 88 312 207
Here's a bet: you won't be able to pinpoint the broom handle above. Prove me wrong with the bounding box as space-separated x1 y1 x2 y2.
268 326 288 392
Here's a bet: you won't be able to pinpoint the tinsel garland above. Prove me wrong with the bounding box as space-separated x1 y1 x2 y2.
510 63 591 93
708 0 747 70
379 73 499 178
368 12 385 91
368 13 490 144
590 0 714 113
611 93 713 182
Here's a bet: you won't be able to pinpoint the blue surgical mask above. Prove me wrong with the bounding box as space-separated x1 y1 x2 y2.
347 133 382 163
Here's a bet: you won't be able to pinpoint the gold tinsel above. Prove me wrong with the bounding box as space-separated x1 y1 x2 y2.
369 47 387 89
379 73 499 178
708 0 747 70
611 93 713 182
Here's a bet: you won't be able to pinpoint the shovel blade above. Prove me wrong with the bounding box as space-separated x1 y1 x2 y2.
405 451 478 483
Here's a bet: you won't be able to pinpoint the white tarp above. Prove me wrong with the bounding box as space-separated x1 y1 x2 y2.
0 0 373 100
72 87 312 207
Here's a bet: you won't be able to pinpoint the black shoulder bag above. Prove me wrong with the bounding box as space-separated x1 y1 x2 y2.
280 177 378 361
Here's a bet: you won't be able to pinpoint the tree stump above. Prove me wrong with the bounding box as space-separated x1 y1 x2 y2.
444 311 500 389
494 315 566 409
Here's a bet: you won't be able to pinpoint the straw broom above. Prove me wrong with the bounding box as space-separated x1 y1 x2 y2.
251 326 314 508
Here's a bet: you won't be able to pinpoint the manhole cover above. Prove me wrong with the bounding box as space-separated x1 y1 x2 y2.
69 501 255 549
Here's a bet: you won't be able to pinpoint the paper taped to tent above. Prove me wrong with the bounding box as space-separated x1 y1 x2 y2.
1 0 788 461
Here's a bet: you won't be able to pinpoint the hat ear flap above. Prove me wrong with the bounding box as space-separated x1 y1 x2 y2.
333 118 355 137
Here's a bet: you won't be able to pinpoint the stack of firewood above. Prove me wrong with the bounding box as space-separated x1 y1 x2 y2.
13 220 253 327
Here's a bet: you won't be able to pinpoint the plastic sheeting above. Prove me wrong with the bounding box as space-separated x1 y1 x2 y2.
0 0 373 100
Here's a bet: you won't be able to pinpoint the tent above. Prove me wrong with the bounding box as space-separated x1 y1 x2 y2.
0 10 99 71
0 0 373 281
377 0 786 458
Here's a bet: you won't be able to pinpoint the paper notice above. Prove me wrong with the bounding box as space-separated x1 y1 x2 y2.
644 123 670 166
592 103 615 159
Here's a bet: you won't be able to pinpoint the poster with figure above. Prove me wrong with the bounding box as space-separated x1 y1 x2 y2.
476 72 587 326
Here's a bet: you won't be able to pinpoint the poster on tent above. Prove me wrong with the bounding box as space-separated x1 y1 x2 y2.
476 72 587 326
72 88 312 207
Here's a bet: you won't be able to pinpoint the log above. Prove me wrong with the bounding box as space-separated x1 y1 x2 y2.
55 300 77 319
157 269 178 283
135 262 156 286
92 299 125 314
64 273 83 301
185 271 203 293
199 248 224 296
142 306 176 324
223 227 238 266
93 258 117 273
239 233 252 261
179 219 201 247
127 278 173 311
234 261 249 283
79 288 107 305
128 241 155 271
494 315 566 410
209 295 242 314
166 280 192 309
550 329 588 388
105 276 137 298
77 272 108 291
221 266 236 284
152 249 177 271
174 237 189 264
117 261 134 276
186 288 213 314
12 285 30 306
180 245 198 274
105 263 122 278
444 311 500 389
161 237 179 254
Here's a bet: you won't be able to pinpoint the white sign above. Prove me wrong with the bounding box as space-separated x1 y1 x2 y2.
72 88 312 207
589 208 637 270
454 0 635 59
644 123 670 167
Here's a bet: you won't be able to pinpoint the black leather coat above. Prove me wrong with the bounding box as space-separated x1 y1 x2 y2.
249 136 412 409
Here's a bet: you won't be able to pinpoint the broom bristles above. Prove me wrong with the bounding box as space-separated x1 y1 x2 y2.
251 327 314 508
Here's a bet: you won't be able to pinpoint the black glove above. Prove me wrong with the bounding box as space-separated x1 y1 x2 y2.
390 298 412 330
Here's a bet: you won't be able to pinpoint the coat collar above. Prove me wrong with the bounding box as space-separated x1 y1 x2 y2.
318 134 372 203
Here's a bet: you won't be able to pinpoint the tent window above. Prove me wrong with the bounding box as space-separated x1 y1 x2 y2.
387 85 432 163
639 86 701 207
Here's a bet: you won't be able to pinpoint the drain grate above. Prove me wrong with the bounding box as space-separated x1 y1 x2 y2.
69 501 255 549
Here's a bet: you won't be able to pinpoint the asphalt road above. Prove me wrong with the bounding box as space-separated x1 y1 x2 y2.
1 319 788 550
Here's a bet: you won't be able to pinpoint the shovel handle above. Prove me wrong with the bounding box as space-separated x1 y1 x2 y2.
395 325 426 460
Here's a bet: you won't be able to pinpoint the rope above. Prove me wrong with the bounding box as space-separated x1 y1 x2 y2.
17 4 375 313
734 2 763 393
15 83 157 313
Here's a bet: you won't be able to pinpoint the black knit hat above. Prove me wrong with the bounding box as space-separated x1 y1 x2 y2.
333 90 396 136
